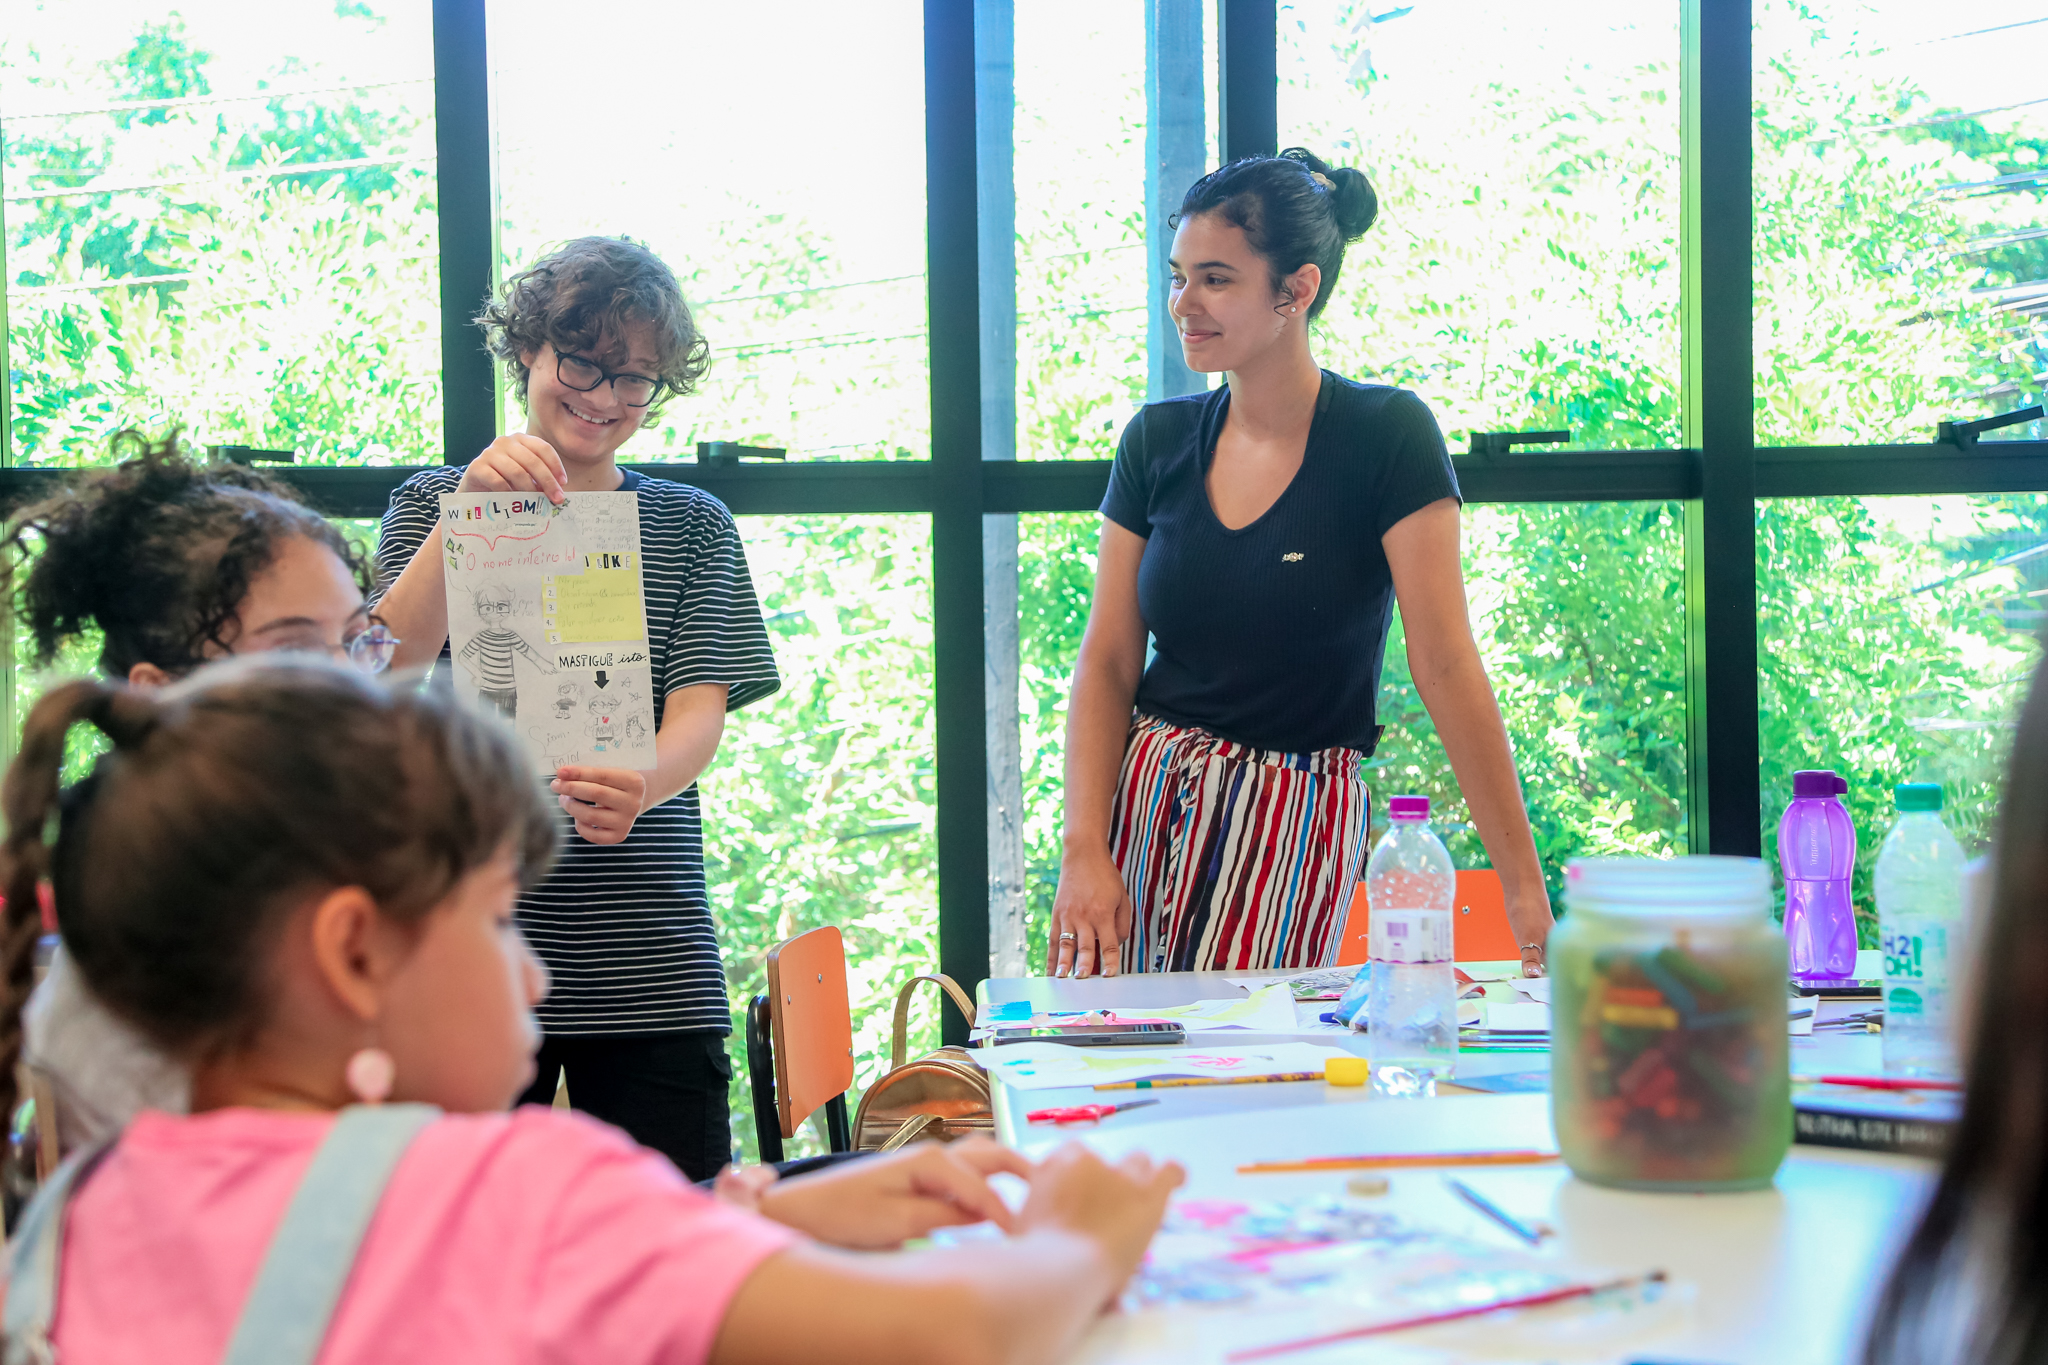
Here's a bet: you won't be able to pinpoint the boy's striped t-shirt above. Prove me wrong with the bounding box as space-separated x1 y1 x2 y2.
376 466 780 1035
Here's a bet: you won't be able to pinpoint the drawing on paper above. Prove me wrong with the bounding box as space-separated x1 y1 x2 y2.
454 582 555 719
439 491 657 774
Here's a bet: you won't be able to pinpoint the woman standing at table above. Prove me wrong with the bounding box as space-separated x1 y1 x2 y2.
1050 149 1552 981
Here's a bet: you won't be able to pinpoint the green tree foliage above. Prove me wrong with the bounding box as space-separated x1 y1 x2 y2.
3 10 439 465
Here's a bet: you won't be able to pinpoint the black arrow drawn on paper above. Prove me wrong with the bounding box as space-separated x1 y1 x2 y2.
594 671 610 688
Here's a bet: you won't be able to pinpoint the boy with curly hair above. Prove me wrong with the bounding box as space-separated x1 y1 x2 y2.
373 237 779 1178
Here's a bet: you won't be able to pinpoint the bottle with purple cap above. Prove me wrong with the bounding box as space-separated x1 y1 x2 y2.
1363 795 1457 1096
1779 768 1857 983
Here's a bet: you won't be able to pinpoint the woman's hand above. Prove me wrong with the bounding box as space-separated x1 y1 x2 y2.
1510 885 1554 978
553 764 648 844
458 433 569 505
1048 849 1133 978
753 1139 1034 1250
1019 1143 1183 1305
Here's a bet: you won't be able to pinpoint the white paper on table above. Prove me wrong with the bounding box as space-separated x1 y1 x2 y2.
1223 967 1359 998
1482 1001 1551 1034
1123 982 1301 1032
971 1041 1349 1092
1789 998 1816 1036
1512 976 1553 1005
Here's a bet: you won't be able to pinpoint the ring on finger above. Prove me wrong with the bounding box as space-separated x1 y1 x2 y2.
1058 931 1077 942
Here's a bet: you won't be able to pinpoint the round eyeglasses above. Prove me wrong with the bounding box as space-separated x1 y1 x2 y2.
556 351 662 409
345 623 401 675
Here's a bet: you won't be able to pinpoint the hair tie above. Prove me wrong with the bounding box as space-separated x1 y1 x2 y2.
1310 171 1335 191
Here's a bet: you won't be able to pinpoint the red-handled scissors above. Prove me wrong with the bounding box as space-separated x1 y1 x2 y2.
1025 1099 1161 1125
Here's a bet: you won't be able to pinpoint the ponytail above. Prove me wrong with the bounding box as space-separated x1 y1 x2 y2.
0 680 159 1122
0 657 556 1092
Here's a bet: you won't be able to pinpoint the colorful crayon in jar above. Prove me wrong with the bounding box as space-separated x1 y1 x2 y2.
1552 858 1790 1192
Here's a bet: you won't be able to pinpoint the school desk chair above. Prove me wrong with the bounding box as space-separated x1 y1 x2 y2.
744 925 854 1163
1335 868 1522 965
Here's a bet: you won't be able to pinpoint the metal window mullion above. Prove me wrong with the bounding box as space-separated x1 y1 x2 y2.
1681 0 1760 858
1218 0 1277 162
431 0 497 465
928 0 989 1044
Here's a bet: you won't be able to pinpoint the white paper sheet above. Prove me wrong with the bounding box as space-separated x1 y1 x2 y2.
973 1041 1349 1092
1124 982 1301 1032
1483 1001 1551 1033
1512 976 1554 1005
438 491 657 774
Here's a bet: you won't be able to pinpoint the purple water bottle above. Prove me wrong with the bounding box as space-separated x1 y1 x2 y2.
1780 769 1857 982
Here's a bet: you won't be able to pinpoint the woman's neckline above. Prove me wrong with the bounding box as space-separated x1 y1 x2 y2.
1199 370 1330 536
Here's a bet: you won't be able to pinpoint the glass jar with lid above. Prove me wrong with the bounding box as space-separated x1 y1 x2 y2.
1551 856 1790 1191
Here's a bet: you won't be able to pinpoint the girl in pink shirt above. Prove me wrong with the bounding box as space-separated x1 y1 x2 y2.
0 657 1180 1365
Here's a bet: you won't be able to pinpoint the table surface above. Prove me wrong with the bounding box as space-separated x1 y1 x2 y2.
978 970 1928 1365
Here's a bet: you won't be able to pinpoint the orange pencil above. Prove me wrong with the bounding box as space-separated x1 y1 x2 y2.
1237 1149 1557 1174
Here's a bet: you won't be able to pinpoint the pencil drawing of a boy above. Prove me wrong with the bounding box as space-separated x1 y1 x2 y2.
456 582 555 719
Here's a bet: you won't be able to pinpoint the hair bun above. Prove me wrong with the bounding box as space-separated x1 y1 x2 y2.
1327 166 1378 241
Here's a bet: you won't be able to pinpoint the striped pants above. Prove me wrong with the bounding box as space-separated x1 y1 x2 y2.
1111 714 1373 973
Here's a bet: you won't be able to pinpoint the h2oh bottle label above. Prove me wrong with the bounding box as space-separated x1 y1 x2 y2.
1370 909 1454 965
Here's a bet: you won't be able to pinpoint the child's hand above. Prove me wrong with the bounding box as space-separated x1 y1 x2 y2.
458 433 569 505
1018 1143 1182 1303
552 765 648 844
754 1139 1033 1250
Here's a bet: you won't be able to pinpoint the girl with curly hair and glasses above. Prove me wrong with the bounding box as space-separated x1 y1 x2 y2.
0 430 400 1152
374 236 780 1179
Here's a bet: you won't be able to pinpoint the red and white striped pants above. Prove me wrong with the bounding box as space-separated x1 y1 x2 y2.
1110 713 1373 973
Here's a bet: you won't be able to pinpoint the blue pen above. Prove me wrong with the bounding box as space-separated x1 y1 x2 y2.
1445 1176 1546 1245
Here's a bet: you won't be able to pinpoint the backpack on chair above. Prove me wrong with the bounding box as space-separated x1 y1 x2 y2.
852 975 994 1151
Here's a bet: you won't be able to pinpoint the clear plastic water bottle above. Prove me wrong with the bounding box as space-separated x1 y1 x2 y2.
1364 795 1457 1097
1874 782 1965 1077
1779 769 1857 983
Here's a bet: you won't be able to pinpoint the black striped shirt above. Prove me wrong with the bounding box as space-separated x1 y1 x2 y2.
377 466 780 1034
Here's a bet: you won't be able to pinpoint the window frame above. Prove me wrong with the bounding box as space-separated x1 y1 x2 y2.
6 0 2047 1043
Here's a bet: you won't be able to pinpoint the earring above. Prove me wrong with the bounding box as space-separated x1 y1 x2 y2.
345 1046 396 1105
1290 306 1299 313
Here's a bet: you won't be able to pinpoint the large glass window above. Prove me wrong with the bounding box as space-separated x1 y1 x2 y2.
1279 1 1682 449
489 0 928 464
1 1 440 467
1758 494 2042 939
706 515 937 1159
1012 2 1148 460
1754 1 2048 445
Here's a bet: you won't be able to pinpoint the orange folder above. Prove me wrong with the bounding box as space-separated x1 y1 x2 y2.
1336 868 1519 965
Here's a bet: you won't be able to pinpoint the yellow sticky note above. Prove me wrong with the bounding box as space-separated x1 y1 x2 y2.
1325 1056 1370 1087
543 569 646 644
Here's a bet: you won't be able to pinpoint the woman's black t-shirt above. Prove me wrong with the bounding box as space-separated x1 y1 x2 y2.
1100 371 1460 756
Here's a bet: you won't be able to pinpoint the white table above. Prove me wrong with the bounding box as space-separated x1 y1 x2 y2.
979 971 1931 1365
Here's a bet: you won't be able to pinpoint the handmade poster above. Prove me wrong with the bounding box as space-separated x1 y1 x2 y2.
438 490 657 774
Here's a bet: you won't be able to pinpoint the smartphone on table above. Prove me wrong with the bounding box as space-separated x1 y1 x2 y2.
991 1022 1186 1047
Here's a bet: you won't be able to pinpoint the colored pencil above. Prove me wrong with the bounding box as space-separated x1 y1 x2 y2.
1094 1070 1326 1092
1810 1073 1961 1093
1238 1149 1557 1174
1223 1269 1667 1361
1445 1176 1546 1245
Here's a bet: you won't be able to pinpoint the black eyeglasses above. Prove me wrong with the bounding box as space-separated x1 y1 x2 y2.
556 351 662 409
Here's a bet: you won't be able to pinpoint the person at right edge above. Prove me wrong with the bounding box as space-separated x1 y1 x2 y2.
1050 149 1554 981
374 237 779 1179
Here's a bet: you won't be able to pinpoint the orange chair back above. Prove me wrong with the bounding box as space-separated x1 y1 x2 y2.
1335 869 1519 965
764 926 855 1140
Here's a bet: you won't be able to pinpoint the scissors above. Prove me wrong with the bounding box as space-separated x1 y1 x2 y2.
1024 1099 1161 1125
